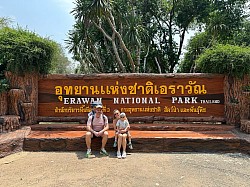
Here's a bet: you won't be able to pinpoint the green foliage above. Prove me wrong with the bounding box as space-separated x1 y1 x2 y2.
242 85 250 92
178 32 214 73
50 43 72 74
179 19 250 73
0 17 12 28
68 0 248 74
230 20 250 47
0 52 9 93
230 97 239 104
67 0 213 73
0 78 9 93
205 0 248 41
195 44 250 78
0 27 57 75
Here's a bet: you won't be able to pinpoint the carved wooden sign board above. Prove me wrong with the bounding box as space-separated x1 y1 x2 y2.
38 74 224 119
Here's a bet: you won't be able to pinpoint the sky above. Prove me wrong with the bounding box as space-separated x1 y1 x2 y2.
0 0 75 61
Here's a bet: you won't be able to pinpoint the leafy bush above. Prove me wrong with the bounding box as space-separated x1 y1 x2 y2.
242 85 250 92
0 27 57 75
0 78 9 93
0 59 9 93
195 44 250 78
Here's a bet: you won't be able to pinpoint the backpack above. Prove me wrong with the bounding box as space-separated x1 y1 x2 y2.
88 110 95 117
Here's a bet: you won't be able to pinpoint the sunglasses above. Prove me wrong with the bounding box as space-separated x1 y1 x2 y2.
120 116 125 118
114 113 119 115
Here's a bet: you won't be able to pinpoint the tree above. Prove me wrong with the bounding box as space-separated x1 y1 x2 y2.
205 0 248 41
0 26 54 93
67 0 248 74
178 32 213 73
179 18 250 73
230 20 250 46
0 17 12 28
67 0 211 73
50 44 72 74
67 0 137 73
0 27 56 75
0 17 12 93
0 16 73 75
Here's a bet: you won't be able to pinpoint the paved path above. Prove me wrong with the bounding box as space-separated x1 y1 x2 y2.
0 151 249 187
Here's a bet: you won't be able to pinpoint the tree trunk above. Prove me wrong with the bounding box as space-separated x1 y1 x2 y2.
0 92 8 115
5 71 39 124
1 115 20 132
224 75 250 125
107 16 135 72
243 92 250 120
8 89 25 116
240 120 250 134
21 102 33 125
226 103 241 126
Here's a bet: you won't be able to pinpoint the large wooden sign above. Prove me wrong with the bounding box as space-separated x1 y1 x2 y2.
38 74 225 121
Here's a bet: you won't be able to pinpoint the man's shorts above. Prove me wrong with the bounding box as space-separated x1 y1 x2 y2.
91 131 105 138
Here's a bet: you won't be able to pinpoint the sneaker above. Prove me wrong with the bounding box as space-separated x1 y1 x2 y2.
100 148 109 156
85 149 91 158
113 141 117 147
128 142 133 149
122 151 126 158
117 151 122 159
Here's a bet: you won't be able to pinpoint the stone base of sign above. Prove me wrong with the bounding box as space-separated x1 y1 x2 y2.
22 123 250 155
30 122 234 132
1 124 249 158
0 126 31 158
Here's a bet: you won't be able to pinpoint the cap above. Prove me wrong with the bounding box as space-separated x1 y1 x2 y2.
91 101 101 108
95 104 103 109
120 112 126 117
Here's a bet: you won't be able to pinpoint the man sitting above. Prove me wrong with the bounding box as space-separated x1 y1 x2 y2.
85 104 109 158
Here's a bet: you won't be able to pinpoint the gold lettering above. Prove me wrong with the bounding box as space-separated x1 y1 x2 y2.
64 86 73 95
58 96 63 101
55 86 62 95
168 85 176 94
145 81 153 94
74 86 82 95
90 86 100 95
82 86 89 95
128 83 137 94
